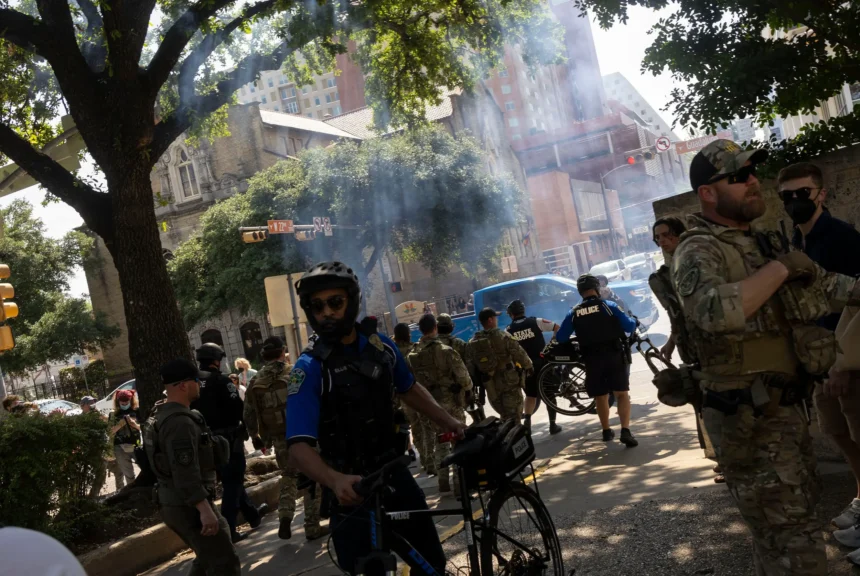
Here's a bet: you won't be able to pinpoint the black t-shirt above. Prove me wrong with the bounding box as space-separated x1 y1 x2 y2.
110 408 141 446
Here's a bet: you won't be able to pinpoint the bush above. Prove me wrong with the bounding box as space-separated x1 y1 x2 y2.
84 360 108 394
58 366 85 397
0 411 122 548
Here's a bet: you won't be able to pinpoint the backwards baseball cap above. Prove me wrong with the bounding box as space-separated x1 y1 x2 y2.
261 336 285 351
689 139 768 192
160 358 209 387
79 396 97 406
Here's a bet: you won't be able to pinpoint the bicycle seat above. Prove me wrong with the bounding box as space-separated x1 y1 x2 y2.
439 433 486 469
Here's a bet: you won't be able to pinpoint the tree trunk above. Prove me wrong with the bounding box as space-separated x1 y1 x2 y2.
104 168 192 418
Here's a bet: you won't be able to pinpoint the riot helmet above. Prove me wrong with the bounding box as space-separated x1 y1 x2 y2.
295 261 361 342
576 274 601 296
506 299 526 318
196 342 226 364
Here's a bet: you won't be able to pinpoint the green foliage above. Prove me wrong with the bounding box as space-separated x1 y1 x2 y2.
0 412 122 550
576 0 860 133
58 366 86 394
169 127 523 327
0 201 120 374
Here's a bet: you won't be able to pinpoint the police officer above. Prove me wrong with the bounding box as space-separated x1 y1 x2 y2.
145 358 240 576
244 337 326 541
192 343 265 543
437 314 485 423
674 139 858 574
286 262 465 575
505 300 562 435
595 275 628 312
407 313 472 495
556 275 639 447
467 307 533 425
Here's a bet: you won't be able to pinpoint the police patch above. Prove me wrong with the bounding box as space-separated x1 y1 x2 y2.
676 262 700 297
287 368 306 395
175 448 193 466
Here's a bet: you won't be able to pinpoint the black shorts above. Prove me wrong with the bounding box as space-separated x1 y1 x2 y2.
583 353 629 398
524 359 544 398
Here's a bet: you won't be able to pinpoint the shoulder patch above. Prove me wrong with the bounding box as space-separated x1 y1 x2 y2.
288 368 306 395
173 438 194 467
368 333 385 352
676 260 700 297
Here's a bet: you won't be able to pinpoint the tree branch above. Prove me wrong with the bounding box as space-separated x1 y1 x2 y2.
99 0 156 77
0 8 50 56
151 41 294 160
75 0 107 70
146 0 240 93
34 0 93 83
0 123 111 240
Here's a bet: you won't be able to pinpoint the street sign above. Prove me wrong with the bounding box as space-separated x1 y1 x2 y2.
313 217 323 232
395 301 424 325
74 358 81 367
267 219 294 234
655 136 671 152
673 131 733 155
632 225 650 235
322 217 332 237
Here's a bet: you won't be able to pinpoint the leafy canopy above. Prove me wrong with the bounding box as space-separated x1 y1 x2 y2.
169 126 523 327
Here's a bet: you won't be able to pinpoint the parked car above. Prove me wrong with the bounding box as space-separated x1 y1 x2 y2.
622 253 655 280
96 379 135 416
33 399 82 416
589 259 632 282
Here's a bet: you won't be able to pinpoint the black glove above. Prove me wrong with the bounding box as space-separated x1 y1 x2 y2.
251 435 264 450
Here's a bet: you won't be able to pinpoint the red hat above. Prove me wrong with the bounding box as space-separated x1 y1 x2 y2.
116 390 134 402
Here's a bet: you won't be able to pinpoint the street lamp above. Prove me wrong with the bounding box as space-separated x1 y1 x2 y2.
598 163 636 259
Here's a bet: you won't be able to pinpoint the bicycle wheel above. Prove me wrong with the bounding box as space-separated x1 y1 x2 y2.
537 362 594 416
480 481 563 576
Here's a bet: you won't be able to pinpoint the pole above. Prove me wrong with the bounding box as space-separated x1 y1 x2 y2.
377 252 398 325
285 273 303 362
0 365 7 401
599 174 619 259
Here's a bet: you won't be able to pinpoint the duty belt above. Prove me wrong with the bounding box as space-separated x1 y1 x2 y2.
702 375 810 416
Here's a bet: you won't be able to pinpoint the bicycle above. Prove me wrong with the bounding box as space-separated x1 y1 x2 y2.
347 417 564 576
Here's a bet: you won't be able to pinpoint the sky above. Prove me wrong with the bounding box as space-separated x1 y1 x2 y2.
2 4 687 304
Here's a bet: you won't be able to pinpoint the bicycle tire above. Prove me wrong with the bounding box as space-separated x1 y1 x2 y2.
480 481 563 576
537 362 594 416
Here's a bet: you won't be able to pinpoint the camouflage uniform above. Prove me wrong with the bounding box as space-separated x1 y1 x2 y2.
467 328 532 425
407 337 472 493
396 340 431 470
438 332 483 423
244 361 323 537
674 208 856 576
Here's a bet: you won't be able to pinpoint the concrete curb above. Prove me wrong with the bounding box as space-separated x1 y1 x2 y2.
79 477 280 576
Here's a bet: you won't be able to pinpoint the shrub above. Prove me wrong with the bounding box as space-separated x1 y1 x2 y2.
0 411 121 547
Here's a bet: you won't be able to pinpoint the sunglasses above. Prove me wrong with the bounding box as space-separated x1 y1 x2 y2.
713 164 757 186
779 187 821 203
310 295 347 314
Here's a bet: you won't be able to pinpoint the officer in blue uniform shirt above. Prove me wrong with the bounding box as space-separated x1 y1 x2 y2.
556 274 639 447
286 261 466 575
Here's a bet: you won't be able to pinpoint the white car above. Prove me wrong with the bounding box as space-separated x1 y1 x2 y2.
95 379 136 416
33 399 82 417
622 253 655 280
589 259 632 282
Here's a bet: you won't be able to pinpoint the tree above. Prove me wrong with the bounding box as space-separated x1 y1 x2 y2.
0 1 563 414
577 1 860 136
0 200 119 376
169 126 523 328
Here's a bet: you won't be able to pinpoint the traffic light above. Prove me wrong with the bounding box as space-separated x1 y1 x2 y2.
294 231 316 241
625 148 657 165
242 230 268 243
0 264 16 351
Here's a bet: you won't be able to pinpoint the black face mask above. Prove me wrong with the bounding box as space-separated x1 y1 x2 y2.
784 198 818 225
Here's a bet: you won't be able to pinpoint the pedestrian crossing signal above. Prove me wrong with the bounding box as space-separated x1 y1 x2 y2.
242 231 268 243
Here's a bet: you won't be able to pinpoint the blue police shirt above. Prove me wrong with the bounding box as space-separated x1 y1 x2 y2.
555 298 637 343
285 333 414 444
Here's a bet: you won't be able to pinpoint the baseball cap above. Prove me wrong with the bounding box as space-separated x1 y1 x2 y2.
261 336 285 351
689 139 768 192
79 396 97 406
160 358 209 387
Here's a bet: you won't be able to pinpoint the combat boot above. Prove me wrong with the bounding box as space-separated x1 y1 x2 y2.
306 525 330 541
438 467 452 493
278 518 292 540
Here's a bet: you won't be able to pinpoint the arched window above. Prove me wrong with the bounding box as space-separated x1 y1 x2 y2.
240 322 264 363
177 149 200 200
201 329 224 348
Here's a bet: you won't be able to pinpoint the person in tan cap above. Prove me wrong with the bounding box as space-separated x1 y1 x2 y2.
673 139 858 575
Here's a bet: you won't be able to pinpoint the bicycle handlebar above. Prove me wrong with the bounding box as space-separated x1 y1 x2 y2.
352 454 412 498
439 434 485 469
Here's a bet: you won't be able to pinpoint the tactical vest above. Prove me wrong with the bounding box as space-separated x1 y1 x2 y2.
506 317 546 361
678 221 835 379
246 361 289 440
408 339 455 401
649 266 697 365
470 329 515 375
305 332 397 475
571 297 626 356
437 334 467 360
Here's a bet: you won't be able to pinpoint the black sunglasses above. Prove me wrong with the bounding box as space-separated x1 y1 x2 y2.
714 164 757 186
779 187 821 203
310 295 347 314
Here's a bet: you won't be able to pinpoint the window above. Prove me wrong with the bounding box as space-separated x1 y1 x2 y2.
304 98 310 108
317 110 324 118
290 137 302 154
307 113 313 118
201 329 224 348
641 109 646 114
314 97 321 106
261 96 267 104
177 149 200 200
508 117 519 127
326 78 336 88
240 322 264 362
499 69 509 78
285 101 299 114
326 108 333 116
501 84 512 95
332 105 342 115
572 185 607 232
250 85 256 93
511 133 522 141
270 91 277 102
280 76 287 85
505 102 515 111
274 105 279 111
289 87 297 97
280 88 289 99
325 93 332 103
302 86 309 94
267 78 274 87
333 91 339 101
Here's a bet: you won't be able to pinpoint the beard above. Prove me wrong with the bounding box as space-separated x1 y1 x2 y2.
715 182 766 223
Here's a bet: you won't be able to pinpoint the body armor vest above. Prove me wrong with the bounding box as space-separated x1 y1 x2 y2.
649 266 697 365
437 334 467 360
571 297 626 356
408 339 459 404
506 317 546 361
246 361 289 441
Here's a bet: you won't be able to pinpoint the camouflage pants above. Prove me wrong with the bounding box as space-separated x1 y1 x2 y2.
414 414 437 472
489 388 523 426
433 401 467 472
273 439 321 530
403 405 425 462
702 403 825 575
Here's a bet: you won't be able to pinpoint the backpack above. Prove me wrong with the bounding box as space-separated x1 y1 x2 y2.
470 335 499 375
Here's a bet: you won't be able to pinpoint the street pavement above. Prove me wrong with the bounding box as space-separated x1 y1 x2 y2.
141 307 853 575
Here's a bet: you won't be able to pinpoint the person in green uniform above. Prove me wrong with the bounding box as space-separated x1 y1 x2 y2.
145 359 239 576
